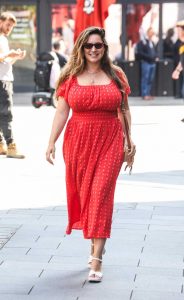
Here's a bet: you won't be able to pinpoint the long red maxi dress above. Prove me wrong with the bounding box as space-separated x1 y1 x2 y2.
56 73 130 239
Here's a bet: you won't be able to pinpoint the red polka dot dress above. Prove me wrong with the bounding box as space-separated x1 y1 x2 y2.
57 74 130 239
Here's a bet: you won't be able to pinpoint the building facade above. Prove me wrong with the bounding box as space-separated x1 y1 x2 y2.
0 0 184 94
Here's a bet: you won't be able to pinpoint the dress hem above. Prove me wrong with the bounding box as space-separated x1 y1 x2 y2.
66 228 110 239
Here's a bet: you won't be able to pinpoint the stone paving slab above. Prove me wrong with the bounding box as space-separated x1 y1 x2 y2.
142 244 184 256
16 224 47 230
0 275 37 285
8 209 67 216
8 236 38 243
146 231 184 242
37 215 68 224
136 266 183 277
0 283 32 295
134 274 183 293
50 256 87 265
154 207 184 216
29 270 85 298
2 240 40 248
0 296 77 300
0 226 19 249
0 253 52 263
149 224 184 231
115 210 153 219
152 215 184 222
0 217 67 226
0 261 44 278
139 253 184 268
112 222 149 230
0 247 29 255
5 239 62 249
135 204 155 211
111 228 146 241
103 256 139 267
43 225 67 233
26 248 57 256
78 288 132 300
131 290 184 300
44 263 87 272
138 201 184 208
105 244 143 256
116 218 184 226
143 240 184 252
3 213 42 219
0 218 38 225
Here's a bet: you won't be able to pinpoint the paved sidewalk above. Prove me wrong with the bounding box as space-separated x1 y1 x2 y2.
1 202 184 300
0 95 184 299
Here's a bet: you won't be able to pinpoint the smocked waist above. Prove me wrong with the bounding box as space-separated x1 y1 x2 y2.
72 111 118 121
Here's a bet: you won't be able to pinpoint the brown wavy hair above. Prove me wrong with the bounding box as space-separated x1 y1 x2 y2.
0 12 16 24
56 26 125 91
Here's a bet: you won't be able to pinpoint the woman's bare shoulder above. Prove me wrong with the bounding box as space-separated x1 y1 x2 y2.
112 64 127 79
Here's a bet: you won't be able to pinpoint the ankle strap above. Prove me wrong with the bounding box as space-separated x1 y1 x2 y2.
91 257 102 262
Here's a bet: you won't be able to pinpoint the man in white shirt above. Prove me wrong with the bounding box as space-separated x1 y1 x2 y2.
0 12 26 158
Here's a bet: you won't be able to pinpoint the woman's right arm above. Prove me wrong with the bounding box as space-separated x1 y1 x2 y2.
46 97 70 165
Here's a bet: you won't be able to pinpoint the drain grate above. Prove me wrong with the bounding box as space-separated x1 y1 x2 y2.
0 225 20 249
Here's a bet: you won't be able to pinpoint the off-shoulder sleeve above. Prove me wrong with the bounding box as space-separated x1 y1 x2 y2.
56 77 73 102
116 69 131 96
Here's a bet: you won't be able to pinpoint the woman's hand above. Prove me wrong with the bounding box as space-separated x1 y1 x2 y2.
128 137 136 157
124 137 136 171
46 143 56 165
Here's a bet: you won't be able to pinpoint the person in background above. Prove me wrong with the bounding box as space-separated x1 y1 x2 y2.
52 42 67 68
172 20 184 122
163 28 174 60
62 16 74 56
136 27 158 100
0 12 26 158
46 26 135 283
49 42 67 93
173 29 183 98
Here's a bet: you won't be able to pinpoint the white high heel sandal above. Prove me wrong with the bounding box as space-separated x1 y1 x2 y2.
88 243 106 268
88 257 103 283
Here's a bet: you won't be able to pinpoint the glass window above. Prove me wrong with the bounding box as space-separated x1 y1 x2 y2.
125 4 159 61
51 4 76 59
0 5 37 91
105 4 122 61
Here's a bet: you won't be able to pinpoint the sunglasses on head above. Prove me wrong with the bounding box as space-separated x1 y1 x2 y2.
83 42 104 49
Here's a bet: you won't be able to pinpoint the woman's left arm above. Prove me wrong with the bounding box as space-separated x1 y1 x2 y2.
117 106 135 155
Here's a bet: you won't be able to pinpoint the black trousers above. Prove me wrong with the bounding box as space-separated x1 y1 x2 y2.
0 81 14 145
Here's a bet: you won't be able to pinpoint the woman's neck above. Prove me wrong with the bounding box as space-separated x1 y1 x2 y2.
85 63 101 74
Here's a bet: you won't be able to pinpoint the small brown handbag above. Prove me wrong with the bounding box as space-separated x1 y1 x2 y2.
121 90 136 174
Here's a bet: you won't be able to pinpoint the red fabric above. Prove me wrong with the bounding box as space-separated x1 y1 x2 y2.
57 76 129 239
74 0 116 41
126 4 151 44
52 5 69 30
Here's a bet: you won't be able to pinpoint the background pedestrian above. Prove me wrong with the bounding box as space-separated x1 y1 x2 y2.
172 20 184 122
0 12 26 158
136 27 158 100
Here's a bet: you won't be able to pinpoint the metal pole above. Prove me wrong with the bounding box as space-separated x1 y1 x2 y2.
121 3 127 60
37 0 52 55
158 3 163 59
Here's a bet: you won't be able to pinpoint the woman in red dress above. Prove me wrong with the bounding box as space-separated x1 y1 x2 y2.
46 27 135 282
